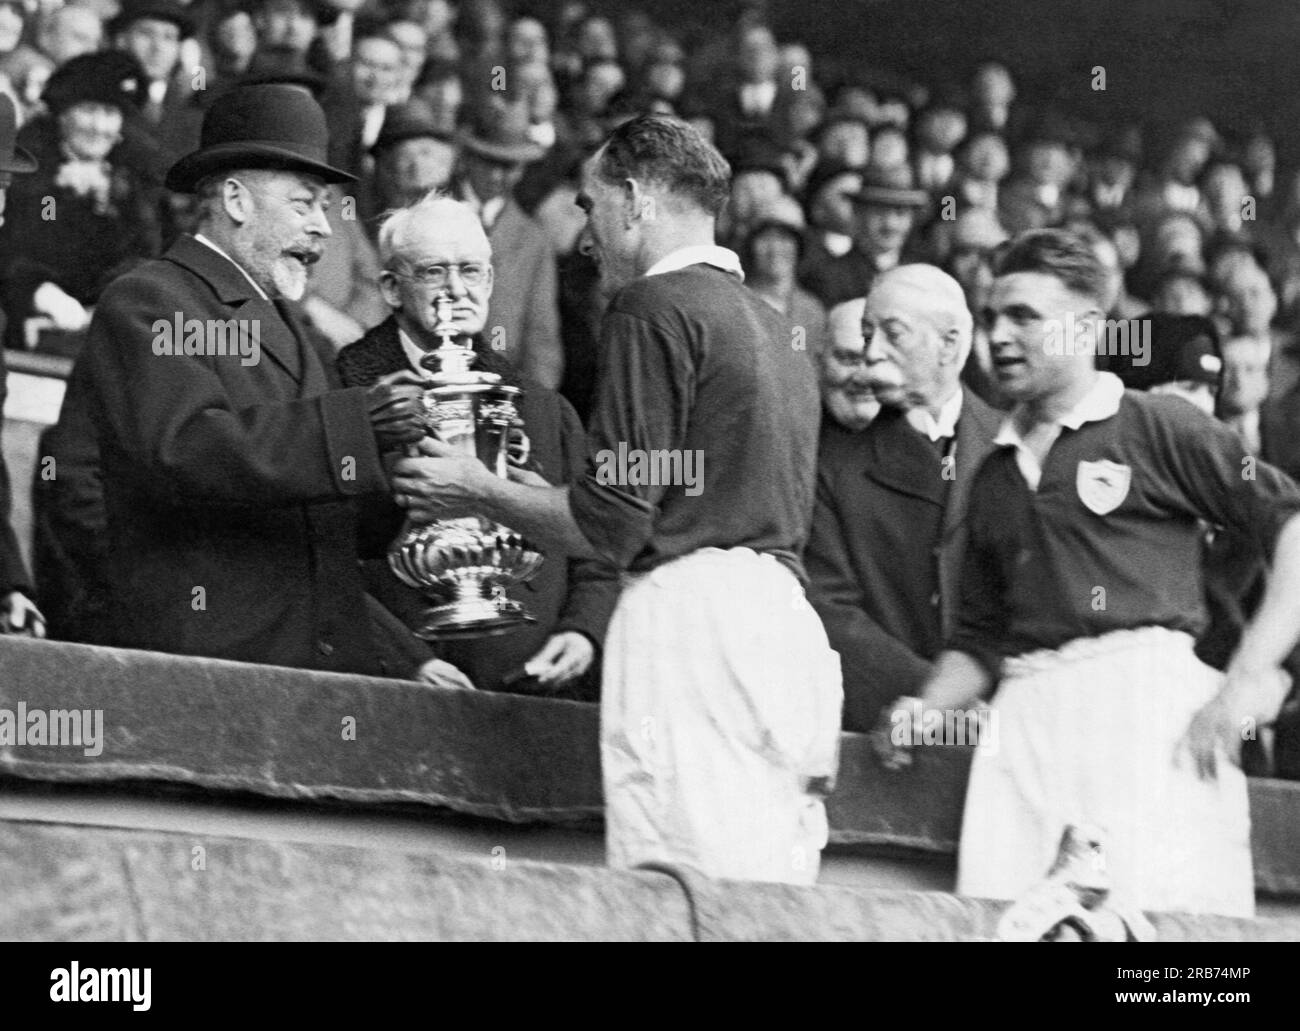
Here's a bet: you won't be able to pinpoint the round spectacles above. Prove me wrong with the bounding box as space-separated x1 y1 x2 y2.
390 263 489 288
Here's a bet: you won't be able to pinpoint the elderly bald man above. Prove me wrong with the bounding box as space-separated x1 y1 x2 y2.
336 193 619 698
804 264 1002 730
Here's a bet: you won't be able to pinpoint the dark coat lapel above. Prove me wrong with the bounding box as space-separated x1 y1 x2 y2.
940 388 1003 542
864 407 946 506
163 235 304 384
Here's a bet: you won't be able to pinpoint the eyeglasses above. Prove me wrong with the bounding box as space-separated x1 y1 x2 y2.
389 263 489 288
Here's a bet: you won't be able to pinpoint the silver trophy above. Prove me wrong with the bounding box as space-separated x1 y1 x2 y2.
388 295 544 639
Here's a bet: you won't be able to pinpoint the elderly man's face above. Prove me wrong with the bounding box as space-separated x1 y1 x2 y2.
234 171 332 300
353 37 404 105
382 209 494 340
860 277 950 407
822 298 878 430
381 136 457 206
59 102 123 161
120 17 181 81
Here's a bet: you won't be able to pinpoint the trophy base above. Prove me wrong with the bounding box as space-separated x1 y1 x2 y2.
414 594 538 641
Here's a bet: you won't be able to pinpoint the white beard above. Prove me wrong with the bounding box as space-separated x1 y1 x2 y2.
270 256 309 300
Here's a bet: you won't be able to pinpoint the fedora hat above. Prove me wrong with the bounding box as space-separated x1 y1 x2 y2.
166 83 356 193
848 162 930 208
457 101 545 165
0 92 35 177
372 101 454 154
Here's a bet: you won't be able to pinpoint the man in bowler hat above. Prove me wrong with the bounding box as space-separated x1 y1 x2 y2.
71 83 429 672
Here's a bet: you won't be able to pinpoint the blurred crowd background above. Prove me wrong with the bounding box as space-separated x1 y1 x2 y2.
1 0 1298 444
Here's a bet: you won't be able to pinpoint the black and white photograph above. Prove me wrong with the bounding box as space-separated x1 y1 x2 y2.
0 0 1296 974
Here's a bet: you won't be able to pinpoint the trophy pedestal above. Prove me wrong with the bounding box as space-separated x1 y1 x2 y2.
414 584 538 641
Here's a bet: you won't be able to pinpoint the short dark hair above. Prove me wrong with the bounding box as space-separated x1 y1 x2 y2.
994 228 1110 303
596 113 731 217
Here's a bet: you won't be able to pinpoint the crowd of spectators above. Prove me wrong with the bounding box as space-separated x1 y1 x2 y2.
0 0 1298 777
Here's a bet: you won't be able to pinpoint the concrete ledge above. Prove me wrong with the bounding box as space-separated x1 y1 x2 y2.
2 820 1293 942
2 637 1298 896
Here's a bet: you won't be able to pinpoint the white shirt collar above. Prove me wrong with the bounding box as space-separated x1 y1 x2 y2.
993 371 1125 490
905 387 964 441
644 245 745 281
193 233 270 300
398 326 431 374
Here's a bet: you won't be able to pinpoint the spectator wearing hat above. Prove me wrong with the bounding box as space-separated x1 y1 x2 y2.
0 91 44 638
1086 128 1141 218
801 162 928 308
111 0 203 165
740 196 826 349
370 99 457 216
452 105 562 390
798 160 862 284
64 82 428 672
0 51 164 351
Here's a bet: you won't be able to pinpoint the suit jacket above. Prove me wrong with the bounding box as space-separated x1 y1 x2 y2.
77 234 391 673
474 196 564 391
805 389 1001 730
336 316 619 698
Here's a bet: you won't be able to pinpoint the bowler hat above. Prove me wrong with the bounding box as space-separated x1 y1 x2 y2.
848 162 929 208
44 51 146 115
372 101 454 154
166 83 356 193
0 93 35 176
109 0 195 38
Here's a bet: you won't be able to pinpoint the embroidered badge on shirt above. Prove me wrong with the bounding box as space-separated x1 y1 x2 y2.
1076 459 1131 515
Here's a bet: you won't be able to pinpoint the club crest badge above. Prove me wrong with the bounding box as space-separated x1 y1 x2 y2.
1076 459 1131 515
